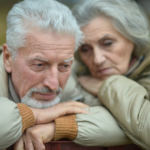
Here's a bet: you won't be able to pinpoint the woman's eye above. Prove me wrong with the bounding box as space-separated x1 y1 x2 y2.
80 45 91 53
81 48 88 52
103 40 113 46
104 42 112 46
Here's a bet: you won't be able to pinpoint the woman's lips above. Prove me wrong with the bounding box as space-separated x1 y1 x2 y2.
98 68 112 75
33 92 56 101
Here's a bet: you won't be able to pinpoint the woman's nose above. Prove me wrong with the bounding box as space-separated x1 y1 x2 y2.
93 49 106 65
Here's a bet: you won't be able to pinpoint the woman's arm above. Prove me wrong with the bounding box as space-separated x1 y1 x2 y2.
98 75 150 149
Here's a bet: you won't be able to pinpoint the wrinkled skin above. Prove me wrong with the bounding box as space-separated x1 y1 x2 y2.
78 17 134 95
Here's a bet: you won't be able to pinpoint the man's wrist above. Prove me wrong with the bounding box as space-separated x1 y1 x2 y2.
17 104 35 132
29 107 40 124
54 115 78 141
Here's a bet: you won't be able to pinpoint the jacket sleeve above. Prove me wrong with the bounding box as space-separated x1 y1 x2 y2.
54 106 131 147
74 106 131 147
98 75 150 149
0 97 22 149
0 97 35 150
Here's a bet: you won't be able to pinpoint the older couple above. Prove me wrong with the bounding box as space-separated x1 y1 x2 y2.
1 0 150 150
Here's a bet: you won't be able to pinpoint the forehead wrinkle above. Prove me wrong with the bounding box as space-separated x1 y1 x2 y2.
31 44 75 51
29 38 74 47
83 25 101 37
29 57 49 62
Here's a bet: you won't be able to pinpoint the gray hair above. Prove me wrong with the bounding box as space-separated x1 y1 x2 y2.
72 0 150 56
6 0 83 57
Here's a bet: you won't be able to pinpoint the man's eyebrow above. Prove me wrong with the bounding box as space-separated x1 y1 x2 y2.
29 57 49 62
62 58 74 63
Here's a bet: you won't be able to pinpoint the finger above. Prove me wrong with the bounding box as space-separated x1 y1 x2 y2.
24 140 34 150
62 106 89 115
23 134 34 150
32 139 45 150
14 137 24 150
61 101 89 108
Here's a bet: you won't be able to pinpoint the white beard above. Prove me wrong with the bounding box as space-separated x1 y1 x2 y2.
21 87 62 109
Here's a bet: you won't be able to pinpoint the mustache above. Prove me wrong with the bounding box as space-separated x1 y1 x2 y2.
26 87 62 97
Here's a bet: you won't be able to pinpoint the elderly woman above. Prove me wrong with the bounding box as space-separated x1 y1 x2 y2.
60 0 150 149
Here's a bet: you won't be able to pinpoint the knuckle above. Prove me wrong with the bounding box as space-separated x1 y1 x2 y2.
26 127 32 133
30 129 39 137
26 128 38 137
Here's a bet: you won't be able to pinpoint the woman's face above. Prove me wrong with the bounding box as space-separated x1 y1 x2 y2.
79 17 134 80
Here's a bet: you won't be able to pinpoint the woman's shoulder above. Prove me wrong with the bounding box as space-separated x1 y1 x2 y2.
137 52 150 76
129 52 150 80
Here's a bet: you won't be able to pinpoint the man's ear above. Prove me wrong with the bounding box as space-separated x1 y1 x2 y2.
3 44 13 73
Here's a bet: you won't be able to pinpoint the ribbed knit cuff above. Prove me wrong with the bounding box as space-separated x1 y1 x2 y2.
17 103 35 132
54 115 77 141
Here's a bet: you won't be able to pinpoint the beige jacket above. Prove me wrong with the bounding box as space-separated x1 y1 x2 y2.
59 51 150 149
0 49 35 150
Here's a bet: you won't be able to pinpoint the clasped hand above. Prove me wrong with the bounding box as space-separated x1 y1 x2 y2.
14 101 89 150
78 75 103 96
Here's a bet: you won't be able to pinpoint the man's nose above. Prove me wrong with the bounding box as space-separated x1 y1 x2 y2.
93 48 106 65
43 66 59 91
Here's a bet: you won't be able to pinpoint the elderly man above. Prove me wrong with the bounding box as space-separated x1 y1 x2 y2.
0 0 89 149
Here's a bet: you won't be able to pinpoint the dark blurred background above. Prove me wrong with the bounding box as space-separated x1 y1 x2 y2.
0 0 150 45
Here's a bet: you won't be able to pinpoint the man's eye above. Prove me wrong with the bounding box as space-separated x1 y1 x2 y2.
30 63 47 72
64 65 69 68
36 64 43 67
58 64 71 72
